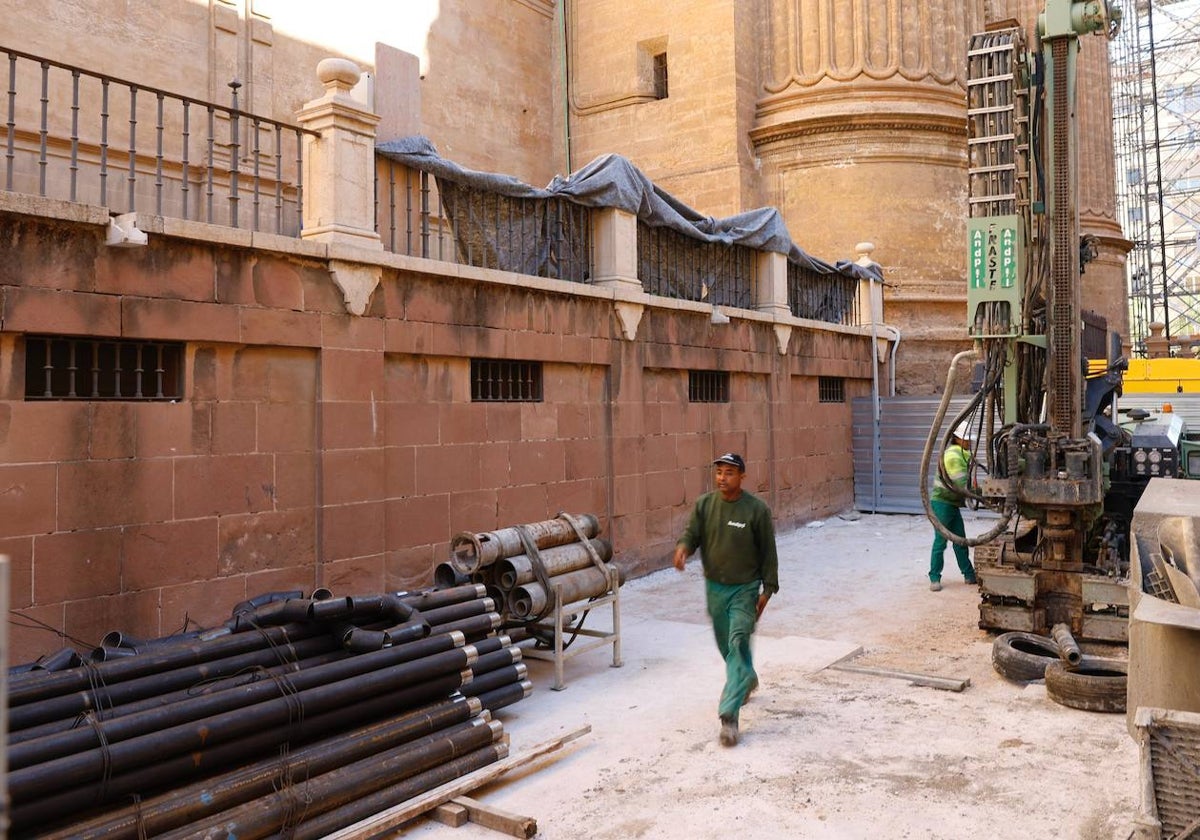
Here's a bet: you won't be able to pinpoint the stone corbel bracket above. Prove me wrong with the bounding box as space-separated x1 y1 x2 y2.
773 323 792 355
330 260 382 316
613 301 644 341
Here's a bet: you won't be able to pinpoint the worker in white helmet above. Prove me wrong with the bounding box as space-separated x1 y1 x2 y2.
928 422 977 591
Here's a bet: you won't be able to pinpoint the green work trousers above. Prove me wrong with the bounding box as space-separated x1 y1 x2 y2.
705 579 760 722
929 499 974 582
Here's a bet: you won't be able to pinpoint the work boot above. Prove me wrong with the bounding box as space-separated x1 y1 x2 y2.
929 581 943 592
719 716 739 747
965 574 978 585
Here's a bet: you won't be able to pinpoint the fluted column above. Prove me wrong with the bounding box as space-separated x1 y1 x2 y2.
752 0 986 393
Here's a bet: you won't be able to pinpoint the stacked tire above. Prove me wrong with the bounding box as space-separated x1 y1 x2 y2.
991 632 1126 713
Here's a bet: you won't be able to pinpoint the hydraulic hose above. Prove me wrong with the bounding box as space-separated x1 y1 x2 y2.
920 348 1015 548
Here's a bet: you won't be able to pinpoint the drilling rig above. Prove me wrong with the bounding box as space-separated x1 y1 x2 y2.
922 1 1137 643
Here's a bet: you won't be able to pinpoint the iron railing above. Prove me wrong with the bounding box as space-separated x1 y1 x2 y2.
1 47 314 234
637 221 755 308
375 158 593 283
788 261 861 326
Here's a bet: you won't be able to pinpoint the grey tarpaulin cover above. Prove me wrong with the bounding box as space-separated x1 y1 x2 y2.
376 136 878 281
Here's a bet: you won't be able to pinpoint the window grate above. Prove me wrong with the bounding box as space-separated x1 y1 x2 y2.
818 376 845 404
24 335 184 400
688 370 729 403
471 359 543 402
653 53 669 100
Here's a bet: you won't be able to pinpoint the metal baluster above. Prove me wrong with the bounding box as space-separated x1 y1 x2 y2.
228 79 241 228
293 128 303 236
37 61 48 196
99 79 109 207
90 340 100 398
67 341 77 398
133 344 144 399
405 166 413 255
113 342 123 398
69 70 80 202
386 161 396 251
181 100 190 220
42 338 53 398
127 87 137 211
273 124 283 234
251 117 261 232
419 171 430 258
154 92 164 215
5 53 15 191
205 104 215 223
154 343 165 398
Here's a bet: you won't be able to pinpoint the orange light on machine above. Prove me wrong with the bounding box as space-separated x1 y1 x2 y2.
1163 403 1174 413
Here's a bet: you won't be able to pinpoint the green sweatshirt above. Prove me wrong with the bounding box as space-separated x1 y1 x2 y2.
677 490 779 595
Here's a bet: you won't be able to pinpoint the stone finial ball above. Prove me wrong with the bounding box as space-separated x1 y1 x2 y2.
317 58 361 88
855 242 875 256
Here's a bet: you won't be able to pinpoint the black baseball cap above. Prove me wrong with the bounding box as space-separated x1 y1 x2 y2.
712 452 746 471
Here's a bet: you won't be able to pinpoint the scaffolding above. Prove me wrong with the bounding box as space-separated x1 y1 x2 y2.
1113 0 1200 355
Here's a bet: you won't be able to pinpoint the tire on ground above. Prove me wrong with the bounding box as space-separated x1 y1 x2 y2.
991 631 1060 682
1044 656 1127 714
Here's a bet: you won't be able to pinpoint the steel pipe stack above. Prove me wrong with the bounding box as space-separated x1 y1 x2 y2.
447 512 623 623
6 584 531 838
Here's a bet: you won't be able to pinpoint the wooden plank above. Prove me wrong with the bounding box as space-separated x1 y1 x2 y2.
452 795 537 838
320 725 591 840
431 802 469 828
829 663 970 692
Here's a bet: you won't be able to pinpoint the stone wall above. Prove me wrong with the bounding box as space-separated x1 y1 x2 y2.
0 199 871 663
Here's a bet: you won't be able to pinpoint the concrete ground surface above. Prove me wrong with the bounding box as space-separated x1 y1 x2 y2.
402 512 1137 840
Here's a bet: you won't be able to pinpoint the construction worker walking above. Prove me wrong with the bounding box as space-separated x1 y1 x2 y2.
674 453 779 747
928 423 977 591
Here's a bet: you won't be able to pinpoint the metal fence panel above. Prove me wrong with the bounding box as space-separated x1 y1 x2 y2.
852 395 979 514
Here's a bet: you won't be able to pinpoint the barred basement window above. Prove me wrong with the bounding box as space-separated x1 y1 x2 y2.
24 335 184 400
688 370 729 403
818 376 845 403
471 359 543 402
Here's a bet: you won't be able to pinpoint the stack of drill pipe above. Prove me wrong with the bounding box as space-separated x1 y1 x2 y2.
6 583 529 838
446 513 622 623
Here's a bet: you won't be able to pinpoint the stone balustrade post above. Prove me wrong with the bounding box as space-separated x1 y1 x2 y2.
591 207 641 289
754 251 790 317
1146 323 1170 359
296 58 383 250
855 242 884 326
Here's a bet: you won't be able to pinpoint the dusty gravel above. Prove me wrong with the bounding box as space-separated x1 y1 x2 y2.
403 511 1137 840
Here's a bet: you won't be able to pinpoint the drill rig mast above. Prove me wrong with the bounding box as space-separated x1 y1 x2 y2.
923 1 1126 641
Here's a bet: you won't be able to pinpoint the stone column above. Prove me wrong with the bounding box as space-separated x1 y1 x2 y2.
296 59 383 250
752 0 987 393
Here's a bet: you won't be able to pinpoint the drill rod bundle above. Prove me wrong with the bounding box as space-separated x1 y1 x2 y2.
440 512 623 622
7 584 530 839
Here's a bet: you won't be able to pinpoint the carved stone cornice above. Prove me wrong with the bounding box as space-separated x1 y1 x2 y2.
751 108 967 158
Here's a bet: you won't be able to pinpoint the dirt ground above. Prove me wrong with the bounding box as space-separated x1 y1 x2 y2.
403 511 1138 840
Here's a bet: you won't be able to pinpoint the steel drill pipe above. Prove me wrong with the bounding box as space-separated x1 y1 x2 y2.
231 590 305 616
462 663 529 698
30 648 82 673
12 644 353 745
9 632 341 734
449 513 601 575
8 622 325 707
421 597 494 627
1051 623 1083 665
400 583 487 611
434 562 471 588
495 538 613 589
25 693 484 839
158 718 503 840
88 646 138 661
475 679 534 713
428 611 502 640
267 742 509 840
509 563 624 620
469 646 523 676
10 659 477 808
10 631 468 772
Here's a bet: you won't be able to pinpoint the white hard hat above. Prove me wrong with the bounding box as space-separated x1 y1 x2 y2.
952 421 971 442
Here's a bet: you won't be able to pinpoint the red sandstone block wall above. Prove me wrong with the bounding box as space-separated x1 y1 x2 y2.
0 213 871 662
